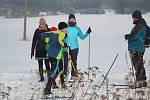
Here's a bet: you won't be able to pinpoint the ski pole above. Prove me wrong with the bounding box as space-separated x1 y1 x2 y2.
98 40 126 90
99 53 119 89
88 33 91 80
125 50 130 68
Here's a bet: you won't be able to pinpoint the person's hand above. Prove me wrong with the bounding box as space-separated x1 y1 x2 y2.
64 43 68 48
31 51 34 59
125 34 130 40
87 27 92 34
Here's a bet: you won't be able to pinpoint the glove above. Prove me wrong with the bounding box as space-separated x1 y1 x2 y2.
87 27 92 34
31 50 34 59
64 43 68 48
125 34 130 40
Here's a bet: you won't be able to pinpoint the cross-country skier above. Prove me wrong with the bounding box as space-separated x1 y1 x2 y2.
31 18 50 82
43 22 68 95
125 10 147 87
63 14 92 78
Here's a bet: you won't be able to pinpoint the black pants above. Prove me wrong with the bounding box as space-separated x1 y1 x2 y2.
63 48 79 76
49 57 64 84
130 51 146 81
38 59 50 70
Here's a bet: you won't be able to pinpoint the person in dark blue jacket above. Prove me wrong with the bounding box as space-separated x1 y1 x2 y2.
63 14 92 78
125 10 147 87
43 22 68 95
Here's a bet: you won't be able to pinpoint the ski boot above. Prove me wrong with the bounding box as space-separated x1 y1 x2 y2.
137 80 147 88
52 81 59 89
143 81 147 87
72 71 79 78
61 83 68 89
39 77 44 82
43 80 52 95
39 67 44 82
129 81 138 89
64 75 68 82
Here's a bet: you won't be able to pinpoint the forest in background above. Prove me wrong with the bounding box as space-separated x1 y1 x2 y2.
0 0 150 18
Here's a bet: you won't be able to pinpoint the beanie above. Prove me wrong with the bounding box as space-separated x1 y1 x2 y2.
50 27 57 31
39 17 46 25
69 14 75 20
132 10 142 20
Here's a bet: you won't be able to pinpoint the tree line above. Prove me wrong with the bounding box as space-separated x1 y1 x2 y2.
0 0 150 17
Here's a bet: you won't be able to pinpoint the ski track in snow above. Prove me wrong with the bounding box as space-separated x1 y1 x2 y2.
0 14 150 99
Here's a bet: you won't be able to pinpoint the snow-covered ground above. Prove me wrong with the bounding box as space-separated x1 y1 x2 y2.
0 14 150 99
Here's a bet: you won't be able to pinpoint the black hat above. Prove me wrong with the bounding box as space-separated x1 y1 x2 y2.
58 22 68 30
132 10 142 20
69 14 75 19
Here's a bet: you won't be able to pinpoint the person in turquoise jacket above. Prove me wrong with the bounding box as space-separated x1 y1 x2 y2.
125 10 147 87
63 14 92 78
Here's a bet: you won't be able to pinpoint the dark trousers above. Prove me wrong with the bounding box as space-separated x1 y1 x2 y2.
38 59 50 70
63 48 79 76
130 51 146 81
49 57 64 84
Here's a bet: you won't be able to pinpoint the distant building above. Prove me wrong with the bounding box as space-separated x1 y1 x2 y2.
38 12 47 16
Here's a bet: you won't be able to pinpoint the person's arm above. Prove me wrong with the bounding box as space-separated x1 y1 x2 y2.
31 29 39 53
58 30 65 46
125 28 136 40
128 26 146 40
31 29 39 59
78 27 89 40
41 32 50 42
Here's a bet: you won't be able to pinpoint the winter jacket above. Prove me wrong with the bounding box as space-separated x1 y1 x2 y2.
31 28 49 59
41 30 66 60
126 20 146 52
65 25 89 50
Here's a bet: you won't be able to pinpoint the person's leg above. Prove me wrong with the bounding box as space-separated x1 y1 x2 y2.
58 59 67 88
138 52 147 81
70 48 79 77
44 77 53 95
134 51 147 87
130 51 139 81
63 51 69 76
50 58 59 89
38 60 44 82
44 59 50 78
44 58 57 94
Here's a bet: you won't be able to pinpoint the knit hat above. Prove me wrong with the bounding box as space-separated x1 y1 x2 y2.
69 14 75 20
39 17 46 25
58 22 68 30
50 27 57 31
132 10 142 20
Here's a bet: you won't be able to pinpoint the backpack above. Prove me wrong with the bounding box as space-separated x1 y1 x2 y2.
38 32 50 52
144 25 150 48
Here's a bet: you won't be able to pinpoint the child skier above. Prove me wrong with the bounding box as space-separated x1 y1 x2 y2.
43 22 68 95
